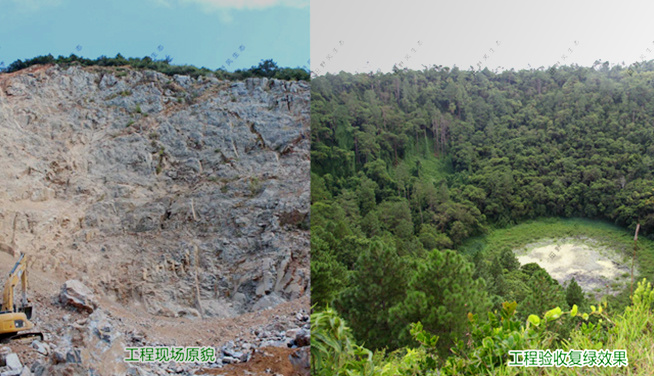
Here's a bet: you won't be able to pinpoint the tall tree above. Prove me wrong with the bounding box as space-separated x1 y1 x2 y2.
390 249 491 356
337 238 409 350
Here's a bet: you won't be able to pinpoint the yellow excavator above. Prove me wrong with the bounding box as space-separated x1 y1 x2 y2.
0 253 43 341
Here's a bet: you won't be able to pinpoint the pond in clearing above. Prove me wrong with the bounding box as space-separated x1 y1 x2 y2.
514 237 633 297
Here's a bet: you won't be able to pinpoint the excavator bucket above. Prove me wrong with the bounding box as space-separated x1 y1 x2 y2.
20 306 32 320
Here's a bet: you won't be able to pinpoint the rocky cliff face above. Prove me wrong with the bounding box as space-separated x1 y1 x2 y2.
0 64 309 374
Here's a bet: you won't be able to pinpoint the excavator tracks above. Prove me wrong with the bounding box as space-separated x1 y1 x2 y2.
0 331 44 344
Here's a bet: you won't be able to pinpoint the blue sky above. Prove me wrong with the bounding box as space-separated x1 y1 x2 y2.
0 0 309 72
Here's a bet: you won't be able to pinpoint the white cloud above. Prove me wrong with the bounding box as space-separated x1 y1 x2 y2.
180 0 308 10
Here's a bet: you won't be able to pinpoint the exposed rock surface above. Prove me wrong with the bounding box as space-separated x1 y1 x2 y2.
0 64 310 375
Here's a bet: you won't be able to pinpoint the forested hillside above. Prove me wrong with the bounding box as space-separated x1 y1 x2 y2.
311 62 654 374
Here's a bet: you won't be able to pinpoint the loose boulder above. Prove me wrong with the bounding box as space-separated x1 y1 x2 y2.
5 353 21 370
60 280 97 313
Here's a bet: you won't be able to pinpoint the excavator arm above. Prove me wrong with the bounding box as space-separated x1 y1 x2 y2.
2 253 28 315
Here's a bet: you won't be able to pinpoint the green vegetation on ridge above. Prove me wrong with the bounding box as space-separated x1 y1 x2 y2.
1 55 310 81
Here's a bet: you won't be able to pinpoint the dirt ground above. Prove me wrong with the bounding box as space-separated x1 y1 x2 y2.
199 347 308 376
514 238 632 296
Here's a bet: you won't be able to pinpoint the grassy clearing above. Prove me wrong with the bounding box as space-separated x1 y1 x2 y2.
462 218 639 252
460 217 654 306
461 218 651 268
395 153 453 185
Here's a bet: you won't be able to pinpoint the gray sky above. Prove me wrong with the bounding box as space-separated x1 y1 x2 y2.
311 0 654 75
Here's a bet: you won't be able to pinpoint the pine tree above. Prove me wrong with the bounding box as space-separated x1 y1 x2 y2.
390 249 491 357
310 237 349 309
565 277 585 308
499 247 520 271
519 265 568 319
337 238 408 350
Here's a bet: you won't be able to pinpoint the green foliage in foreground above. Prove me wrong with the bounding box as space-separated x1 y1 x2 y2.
311 307 376 376
1 55 309 81
312 278 654 375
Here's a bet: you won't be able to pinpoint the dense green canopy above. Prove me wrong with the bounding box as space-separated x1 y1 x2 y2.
311 62 654 355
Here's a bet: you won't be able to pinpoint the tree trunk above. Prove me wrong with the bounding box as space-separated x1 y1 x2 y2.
354 137 360 166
